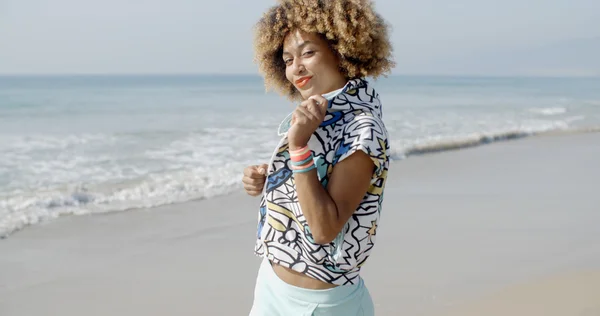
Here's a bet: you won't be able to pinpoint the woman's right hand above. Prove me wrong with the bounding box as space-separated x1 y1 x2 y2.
242 164 268 197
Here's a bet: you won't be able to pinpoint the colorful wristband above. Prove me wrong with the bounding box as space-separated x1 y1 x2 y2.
291 155 314 166
289 145 309 156
292 159 314 169
289 145 316 174
291 150 312 163
292 163 316 173
293 164 316 173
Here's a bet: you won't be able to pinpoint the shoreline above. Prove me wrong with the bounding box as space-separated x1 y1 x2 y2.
1 132 599 315
2 127 599 240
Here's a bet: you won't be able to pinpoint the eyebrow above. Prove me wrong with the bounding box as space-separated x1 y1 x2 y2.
282 41 313 55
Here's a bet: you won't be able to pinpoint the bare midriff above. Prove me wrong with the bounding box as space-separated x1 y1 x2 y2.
271 261 338 290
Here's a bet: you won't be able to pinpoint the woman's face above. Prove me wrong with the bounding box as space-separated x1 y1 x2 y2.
283 30 347 100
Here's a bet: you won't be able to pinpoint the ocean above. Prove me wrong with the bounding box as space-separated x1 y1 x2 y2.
1 75 599 237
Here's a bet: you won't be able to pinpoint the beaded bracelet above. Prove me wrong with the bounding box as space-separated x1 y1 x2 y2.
290 145 316 173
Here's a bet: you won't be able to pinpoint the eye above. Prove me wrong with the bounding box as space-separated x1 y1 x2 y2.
283 58 293 66
302 50 315 57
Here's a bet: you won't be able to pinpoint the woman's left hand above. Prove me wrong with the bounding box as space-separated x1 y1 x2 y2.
287 95 328 150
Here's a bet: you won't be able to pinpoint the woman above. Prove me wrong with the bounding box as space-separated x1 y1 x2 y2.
241 0 394 315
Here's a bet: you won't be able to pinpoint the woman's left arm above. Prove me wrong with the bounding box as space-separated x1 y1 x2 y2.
293 150 374 245
287 95 376 245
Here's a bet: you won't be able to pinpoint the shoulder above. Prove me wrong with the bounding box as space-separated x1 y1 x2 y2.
342 111 387 135
334 113 389 177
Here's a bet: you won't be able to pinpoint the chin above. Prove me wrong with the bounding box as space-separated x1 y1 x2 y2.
303 87 325 99
297 88 313 100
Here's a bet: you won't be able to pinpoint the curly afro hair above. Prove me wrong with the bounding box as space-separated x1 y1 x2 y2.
253 0 395 100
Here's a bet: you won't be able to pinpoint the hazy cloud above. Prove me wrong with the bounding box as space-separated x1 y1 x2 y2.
1 0 598 75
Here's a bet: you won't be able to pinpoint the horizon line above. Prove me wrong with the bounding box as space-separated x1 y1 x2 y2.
1 72 599 79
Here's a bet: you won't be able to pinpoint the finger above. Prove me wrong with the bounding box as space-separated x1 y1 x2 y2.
243 181 265 190
242 177 266 186
308 95 328 107
243 182 264 192
258 164 268 175
290 109 304 125
243 166 256 177
296 105 316 122
243 166 265 179
246 190 262 197
308 95 328 115
304 99 322 117
242 176 264 186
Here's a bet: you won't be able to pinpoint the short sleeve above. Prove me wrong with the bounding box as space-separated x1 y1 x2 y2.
334 113 389 178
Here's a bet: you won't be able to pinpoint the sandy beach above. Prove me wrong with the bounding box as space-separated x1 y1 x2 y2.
1 132 599 316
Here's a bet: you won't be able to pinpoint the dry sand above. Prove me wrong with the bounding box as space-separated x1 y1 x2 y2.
431 269 600 316
1 133 599 316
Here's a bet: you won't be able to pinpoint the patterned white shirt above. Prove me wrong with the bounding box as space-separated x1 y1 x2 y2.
254 78 390 285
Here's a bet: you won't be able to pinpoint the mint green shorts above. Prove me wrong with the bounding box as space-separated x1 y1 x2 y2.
249 258 375 316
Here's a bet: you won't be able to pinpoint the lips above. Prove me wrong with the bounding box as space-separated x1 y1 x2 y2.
295 76 312 88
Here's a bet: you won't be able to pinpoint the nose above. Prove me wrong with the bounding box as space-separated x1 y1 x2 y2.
291 58 306 76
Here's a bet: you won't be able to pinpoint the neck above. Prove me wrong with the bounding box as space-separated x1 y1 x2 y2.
320 78 348 96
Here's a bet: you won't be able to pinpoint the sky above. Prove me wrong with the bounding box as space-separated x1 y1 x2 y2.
0 0 599 76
